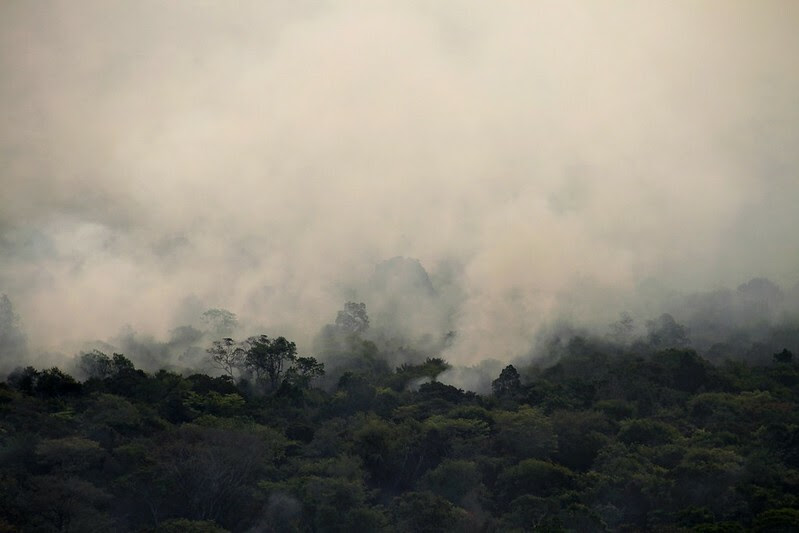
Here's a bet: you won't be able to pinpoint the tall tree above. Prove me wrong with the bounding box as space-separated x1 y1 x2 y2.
285 357 325 388
335 302 370 335
206 338 245 378
201 309 238 338
492 364 521 398
609 311 635 344
244 335 297 389
646 313 689 348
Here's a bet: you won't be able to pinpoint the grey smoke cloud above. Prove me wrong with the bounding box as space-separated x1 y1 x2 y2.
1 1 798 363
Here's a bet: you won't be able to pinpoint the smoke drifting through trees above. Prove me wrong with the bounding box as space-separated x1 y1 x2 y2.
5 266 798 396
1 2 799 369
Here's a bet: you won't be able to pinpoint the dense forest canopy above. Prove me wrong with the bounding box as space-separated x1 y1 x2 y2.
1 285 798 531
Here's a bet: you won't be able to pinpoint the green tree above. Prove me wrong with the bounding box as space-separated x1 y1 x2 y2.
78 350 113 380
244 335 297 389
494 407 557 460
617 419 680 446
141 424 283 529
285 356 325 388
672 447 744 516
7 366 81 397
419 459 483 505
752 508 799 532
389 491 466 533
22 475 113 532
774 348 793 364
492 364 521 398
646 313 689 348
496 459 574 505
551 409 611 471
156 518 230 532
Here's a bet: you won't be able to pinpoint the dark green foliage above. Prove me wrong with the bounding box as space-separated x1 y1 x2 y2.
774 348 794 363
494 406 557 460
243 335 297 389
617 419 680 446
694 522 747 533
498 494 564 531
646 313 690 348
419 459 483 505
79 349 114 379
551 409 611 471
417 380 473 405
492 364 521 398
496 459 575 506
6 366 39 395
185 374 238 395
386 357 451 391
34 367 82 397
656 348 718 392
752 508 799 532
155 518 230 532
2 328 799 532
285 356 325 388
335 372 376 414
389 491 465 533
7 366 82 397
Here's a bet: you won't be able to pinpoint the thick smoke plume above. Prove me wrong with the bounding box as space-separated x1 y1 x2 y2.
1 1 798 368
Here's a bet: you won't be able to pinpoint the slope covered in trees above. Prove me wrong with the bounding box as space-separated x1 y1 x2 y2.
0 317 798 531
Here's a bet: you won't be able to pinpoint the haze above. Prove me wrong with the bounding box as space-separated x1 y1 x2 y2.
1 1 798 366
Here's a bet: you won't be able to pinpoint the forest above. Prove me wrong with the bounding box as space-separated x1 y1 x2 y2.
1 284 799 533
3 2 799 531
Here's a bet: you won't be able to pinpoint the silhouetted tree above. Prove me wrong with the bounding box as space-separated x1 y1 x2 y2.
774 348 793 364
335 302 370 334
609 311 635 344
206 338 245 378
201 309 238 337
646 313 689 348
34 368 82 397
7 366 40 394
79 350 114 380
492 364 521 397
244 335 297 389
389 491 465 532
285 356 325 388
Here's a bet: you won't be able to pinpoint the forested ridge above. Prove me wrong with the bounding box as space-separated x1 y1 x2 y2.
3 1 799 530
2 320 798 532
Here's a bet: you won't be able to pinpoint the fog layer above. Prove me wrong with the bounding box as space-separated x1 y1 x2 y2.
1 1 798 363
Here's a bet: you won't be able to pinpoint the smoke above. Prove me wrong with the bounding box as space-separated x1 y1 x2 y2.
1 1 798 365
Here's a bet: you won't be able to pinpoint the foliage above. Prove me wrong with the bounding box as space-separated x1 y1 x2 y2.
774 348 794 364
646 313 690 348
1 327 798 531
243 335 297 389
492 364 521 398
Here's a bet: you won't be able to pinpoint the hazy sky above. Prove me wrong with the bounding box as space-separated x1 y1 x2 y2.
2 1 798 362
